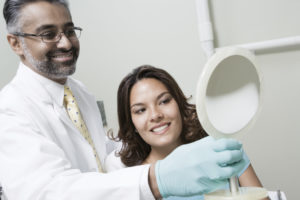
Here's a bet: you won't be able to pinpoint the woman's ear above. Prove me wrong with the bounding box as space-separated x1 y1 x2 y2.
7 34 24 56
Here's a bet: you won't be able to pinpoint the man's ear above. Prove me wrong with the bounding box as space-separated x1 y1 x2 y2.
7 34 24 56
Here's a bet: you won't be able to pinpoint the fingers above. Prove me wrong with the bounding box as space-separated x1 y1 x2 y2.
216 149 243 166
217 156 248 179
213 138 242 152
212 140 246 179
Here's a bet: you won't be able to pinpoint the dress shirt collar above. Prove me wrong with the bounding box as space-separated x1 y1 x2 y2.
17 62 66 107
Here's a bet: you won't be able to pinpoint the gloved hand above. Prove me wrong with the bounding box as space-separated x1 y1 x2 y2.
155 136 247 198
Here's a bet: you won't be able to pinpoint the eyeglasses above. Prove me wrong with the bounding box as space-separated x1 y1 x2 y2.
13 27 82 43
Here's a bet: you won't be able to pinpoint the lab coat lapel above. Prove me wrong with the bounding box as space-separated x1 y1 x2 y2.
77 92 107 168
54 103 79 134
52 100 96 150
63 78 107 170
53 101 100 171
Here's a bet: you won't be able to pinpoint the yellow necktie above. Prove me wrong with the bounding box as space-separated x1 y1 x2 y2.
64 86 103 172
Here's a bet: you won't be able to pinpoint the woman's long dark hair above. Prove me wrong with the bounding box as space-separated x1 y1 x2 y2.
115 65 208 166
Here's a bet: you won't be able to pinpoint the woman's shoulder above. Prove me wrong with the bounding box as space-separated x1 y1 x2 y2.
104 149 127 172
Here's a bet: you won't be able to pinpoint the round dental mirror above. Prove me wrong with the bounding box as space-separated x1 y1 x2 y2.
196 47 263 139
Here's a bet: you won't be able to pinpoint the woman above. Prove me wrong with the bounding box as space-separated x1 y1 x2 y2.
105 65 265 199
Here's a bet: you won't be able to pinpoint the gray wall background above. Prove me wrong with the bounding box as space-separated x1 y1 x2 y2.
1 0 299 199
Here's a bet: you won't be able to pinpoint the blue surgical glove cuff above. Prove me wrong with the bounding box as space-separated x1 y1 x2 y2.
155 160 168 198
238 149 250 177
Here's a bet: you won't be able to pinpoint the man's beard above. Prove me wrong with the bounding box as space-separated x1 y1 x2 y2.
22 41 78 80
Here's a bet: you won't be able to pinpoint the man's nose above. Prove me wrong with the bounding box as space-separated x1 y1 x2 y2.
56 33 72 49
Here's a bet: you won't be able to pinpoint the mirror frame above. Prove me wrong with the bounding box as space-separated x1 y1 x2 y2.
196 47 263 139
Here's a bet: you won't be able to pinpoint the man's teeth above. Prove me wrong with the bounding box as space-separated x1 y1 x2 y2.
52 52 73 58
153 124 169 132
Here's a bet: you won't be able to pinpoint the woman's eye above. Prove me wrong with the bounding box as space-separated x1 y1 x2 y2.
133 108 145 114
160 97 171 105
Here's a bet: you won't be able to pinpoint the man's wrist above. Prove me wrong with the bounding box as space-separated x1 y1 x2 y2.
149 163 162 199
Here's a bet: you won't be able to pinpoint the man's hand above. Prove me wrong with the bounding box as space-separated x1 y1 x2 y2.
149 136 247 198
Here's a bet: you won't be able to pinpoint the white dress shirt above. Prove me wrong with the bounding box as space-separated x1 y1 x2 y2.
0 63 155 200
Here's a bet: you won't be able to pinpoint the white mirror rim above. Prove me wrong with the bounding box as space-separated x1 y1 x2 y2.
196 47 263 139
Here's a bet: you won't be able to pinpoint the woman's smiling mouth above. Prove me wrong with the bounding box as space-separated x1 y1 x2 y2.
151 123 171 135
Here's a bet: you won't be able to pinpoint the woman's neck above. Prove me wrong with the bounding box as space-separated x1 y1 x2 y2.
142 142 182 165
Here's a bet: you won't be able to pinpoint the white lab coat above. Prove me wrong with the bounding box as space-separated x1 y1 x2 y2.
0 63 154 200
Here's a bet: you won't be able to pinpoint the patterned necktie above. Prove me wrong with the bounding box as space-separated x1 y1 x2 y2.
64 86 103 172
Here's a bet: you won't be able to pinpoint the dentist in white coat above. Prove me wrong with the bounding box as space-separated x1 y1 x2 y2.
0 0 248 199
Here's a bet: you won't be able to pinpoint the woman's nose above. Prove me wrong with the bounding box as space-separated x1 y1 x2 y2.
150 107 163 122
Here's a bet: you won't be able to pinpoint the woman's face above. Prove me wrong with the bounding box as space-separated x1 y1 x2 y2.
130 78 182 151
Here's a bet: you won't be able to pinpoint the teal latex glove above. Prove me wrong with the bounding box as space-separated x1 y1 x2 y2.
155 136 247 198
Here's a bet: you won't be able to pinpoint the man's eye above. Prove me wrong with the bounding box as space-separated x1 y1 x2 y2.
40 32 56 40
65 29 76 37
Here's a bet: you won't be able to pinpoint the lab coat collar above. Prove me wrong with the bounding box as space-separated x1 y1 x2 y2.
17 62 66 107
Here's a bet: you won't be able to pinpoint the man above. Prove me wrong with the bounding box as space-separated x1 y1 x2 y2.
0 0 247 199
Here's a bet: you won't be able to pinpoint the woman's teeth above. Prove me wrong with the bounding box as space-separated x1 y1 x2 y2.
152 124 169 132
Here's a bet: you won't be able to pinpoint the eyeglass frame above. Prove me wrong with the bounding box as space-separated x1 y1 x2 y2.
13 26 83 43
